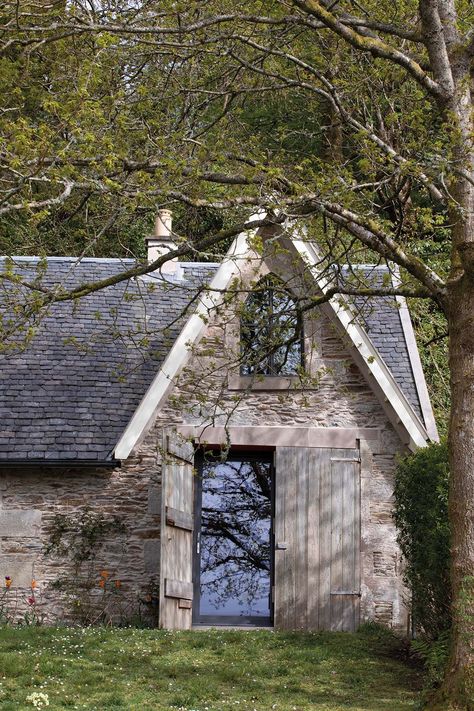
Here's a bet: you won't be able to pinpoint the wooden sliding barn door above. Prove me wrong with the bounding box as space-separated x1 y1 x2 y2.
274 447 361 631
159 432 195 630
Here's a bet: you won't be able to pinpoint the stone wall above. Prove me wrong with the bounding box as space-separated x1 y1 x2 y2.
0 458 163 624
0 301 410 630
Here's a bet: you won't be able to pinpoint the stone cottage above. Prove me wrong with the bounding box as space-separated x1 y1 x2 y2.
0 213 437 631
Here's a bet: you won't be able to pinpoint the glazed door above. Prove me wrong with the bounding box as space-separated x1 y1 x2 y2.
193 451 274 626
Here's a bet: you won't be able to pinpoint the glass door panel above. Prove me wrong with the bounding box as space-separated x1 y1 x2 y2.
194 452 273 625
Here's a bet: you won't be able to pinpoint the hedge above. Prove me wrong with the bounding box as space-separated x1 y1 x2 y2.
393 441 450 639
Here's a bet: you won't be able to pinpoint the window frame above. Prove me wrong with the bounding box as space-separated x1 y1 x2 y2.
239 276 305 378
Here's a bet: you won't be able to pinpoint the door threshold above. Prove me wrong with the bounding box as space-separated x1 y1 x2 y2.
193 624 274 631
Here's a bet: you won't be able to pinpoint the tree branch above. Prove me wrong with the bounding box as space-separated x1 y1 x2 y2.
418 0 455 99
290 0 448 99
308 200 447 306
0 181 74 217
0 216 283 306
228 34 445 201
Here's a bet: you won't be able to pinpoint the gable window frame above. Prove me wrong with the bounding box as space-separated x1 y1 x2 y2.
239 274 305 379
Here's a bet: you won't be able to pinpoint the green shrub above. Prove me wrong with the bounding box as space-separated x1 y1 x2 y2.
394 441 450 639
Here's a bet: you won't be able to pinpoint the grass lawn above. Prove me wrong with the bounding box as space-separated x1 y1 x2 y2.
0 626 422 710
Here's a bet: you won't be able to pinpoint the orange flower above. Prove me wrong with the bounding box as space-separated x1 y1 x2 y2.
114 580 121 589
5 576 11 589
100 570 110 580
31 579 37 589
98 579 105 589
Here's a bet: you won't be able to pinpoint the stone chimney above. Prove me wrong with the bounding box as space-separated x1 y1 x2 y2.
146 209 178 273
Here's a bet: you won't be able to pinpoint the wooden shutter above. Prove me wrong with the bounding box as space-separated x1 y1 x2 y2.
159 432 195 630
274 447 360 631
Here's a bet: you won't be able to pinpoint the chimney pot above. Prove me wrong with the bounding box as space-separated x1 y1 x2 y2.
147 209 178 273
155 209 173 238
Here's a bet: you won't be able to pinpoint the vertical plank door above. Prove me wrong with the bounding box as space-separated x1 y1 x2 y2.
328 449 361 632
274 446 360 631
159 431 195 630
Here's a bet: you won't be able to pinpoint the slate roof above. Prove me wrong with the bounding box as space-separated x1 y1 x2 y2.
0 258 217 462
340 265 424 421
359 294 423 420
0 257 425 463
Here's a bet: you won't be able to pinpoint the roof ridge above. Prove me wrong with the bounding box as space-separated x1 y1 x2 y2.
2 256 137 263
1 256 221 267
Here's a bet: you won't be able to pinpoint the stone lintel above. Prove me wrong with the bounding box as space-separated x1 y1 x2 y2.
0 556 35 587
0 510 42 537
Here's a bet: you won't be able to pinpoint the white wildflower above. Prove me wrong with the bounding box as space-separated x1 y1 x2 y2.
26 691 50 708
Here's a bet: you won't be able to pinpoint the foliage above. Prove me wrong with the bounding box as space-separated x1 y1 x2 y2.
0 0 453 435
44 508 129 625
0 627 422 710
394 442 451 639
411 630 451 699
1 0 473 699
45 507 126 563
0 1 452 435
0 0 459 277
409 300 450 437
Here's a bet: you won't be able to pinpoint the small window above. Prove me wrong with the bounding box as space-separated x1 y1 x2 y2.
240 275 303 376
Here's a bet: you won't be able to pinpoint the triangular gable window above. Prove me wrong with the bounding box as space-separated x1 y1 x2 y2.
240 274 304 376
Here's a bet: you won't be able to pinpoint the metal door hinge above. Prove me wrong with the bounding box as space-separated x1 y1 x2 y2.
330 458 361 463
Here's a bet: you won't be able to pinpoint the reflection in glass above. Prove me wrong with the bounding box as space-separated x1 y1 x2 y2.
199 456 272 620
240 275 303 376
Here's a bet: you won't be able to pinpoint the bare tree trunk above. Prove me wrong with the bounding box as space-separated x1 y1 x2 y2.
323 99 343 163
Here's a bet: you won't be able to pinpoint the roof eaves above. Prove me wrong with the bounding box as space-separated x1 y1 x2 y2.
0 459 121 468
4 256 137 264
